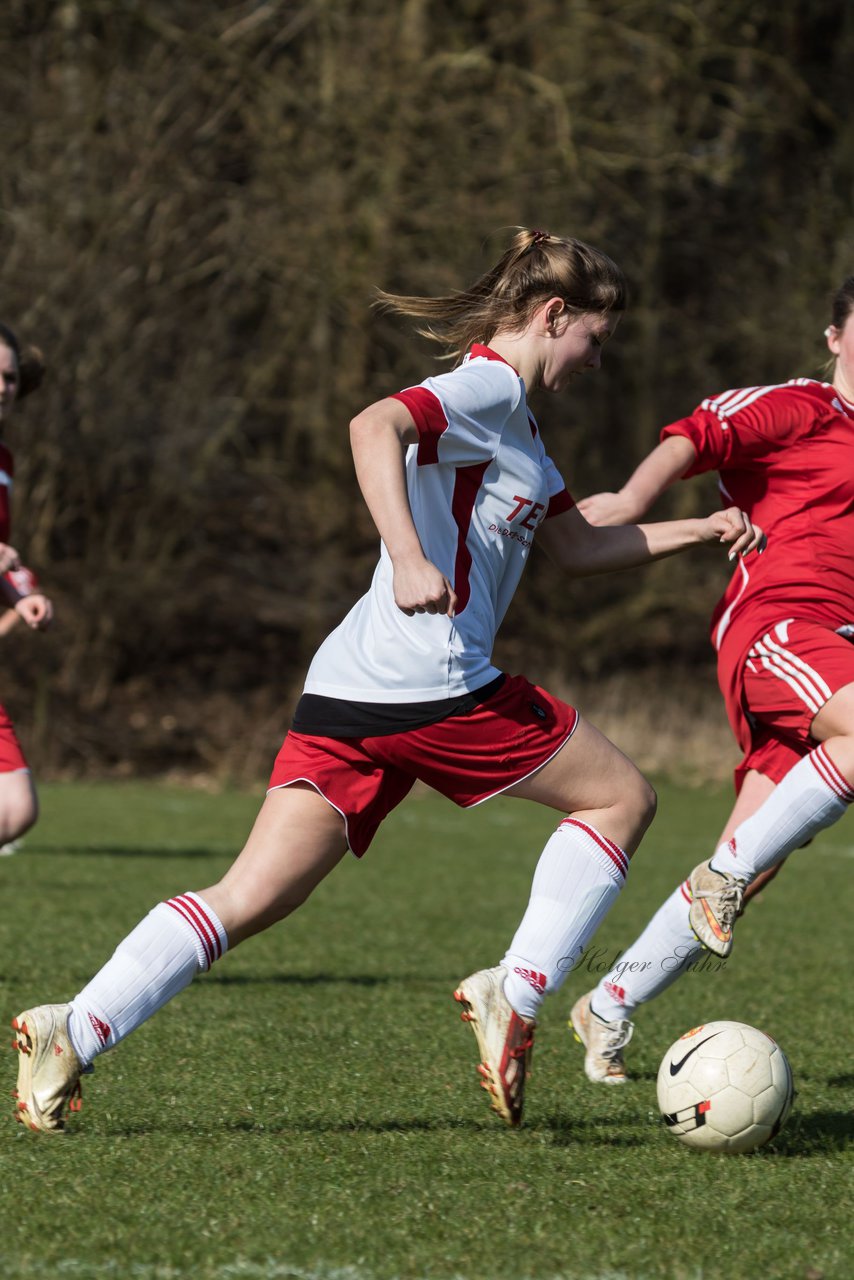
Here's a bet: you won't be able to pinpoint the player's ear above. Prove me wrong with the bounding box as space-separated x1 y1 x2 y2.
544 297 566 333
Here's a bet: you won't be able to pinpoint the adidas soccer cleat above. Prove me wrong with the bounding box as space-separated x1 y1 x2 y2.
569 990 633 1085
454 965 535 1128
688 860 746 958
11 1004 87 1134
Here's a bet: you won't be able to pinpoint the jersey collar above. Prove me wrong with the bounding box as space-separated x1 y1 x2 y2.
468 343 521 376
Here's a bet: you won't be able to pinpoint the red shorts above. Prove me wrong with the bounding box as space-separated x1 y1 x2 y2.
268 674 578 856
0 703 28 773
736 619 854 789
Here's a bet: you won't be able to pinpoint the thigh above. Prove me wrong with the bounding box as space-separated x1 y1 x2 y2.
202 784 349 944
504 715 656 854
503 716 640 810
810 680 854 741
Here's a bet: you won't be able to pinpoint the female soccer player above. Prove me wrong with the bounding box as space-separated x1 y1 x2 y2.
570 275 854 1084
0 324 54 854
11 228 757 1133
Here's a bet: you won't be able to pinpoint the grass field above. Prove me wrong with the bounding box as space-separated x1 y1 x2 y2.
0 779 851 1280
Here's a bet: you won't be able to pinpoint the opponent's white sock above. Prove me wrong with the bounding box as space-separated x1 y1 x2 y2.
501 818 628 1020
590 879 701 1021
709 744 854 883
67 892 228 1065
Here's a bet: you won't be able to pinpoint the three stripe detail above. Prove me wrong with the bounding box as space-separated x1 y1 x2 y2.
166 892 225 971
559 817 629 880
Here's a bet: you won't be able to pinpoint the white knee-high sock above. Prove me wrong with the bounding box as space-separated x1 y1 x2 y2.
591 879 700 1021
67 892 228 1065
501 818 628 1020
709 744 854 883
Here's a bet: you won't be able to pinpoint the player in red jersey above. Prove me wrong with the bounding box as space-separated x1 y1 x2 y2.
0 325 54 856
10 229 758 1133
569 276 854 1084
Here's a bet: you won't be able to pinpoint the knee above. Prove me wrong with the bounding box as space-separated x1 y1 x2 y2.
0 784 38 844
630 773 657 838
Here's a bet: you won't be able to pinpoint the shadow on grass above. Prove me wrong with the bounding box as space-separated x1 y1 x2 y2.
769 1110 854 1156
207 972 424 988
543 1113 647 1149
102 1115 497 1139
20 844 224 859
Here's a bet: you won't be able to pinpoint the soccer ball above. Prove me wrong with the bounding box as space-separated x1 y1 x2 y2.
656 1020 794 1154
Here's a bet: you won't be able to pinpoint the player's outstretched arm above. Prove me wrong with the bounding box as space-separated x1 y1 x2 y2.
578 435 698 526
538 503 760 578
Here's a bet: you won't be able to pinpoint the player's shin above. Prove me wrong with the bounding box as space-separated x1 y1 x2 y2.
709 744 853 882
590 879 700 1022
66 891 228 1065
501 817 628 1020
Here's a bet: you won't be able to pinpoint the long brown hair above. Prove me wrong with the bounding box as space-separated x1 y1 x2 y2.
376 227 628 361
0 323 46 399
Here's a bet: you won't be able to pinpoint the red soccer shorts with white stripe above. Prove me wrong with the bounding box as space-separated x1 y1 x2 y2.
735 618 854 788
0 702 28 773
268 674 578 856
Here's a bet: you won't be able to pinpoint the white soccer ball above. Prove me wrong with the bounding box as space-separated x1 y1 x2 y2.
656 1020 794 1154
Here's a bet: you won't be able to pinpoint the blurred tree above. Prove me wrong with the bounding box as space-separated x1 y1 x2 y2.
0 0 850 776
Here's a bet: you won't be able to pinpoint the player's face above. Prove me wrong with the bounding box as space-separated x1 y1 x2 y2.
0 345 20 423
544 311 618 392
827 312 854 399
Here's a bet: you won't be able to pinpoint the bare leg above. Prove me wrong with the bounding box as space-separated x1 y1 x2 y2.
199 783 349 946
504 716 657 853
0 770 38 846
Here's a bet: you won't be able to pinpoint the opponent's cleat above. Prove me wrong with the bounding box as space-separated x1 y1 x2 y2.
688 859 746 958
11 1004 87 1134
454 965 535 1128
570 991 633 1085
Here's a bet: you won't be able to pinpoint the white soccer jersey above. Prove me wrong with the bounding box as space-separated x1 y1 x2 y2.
303 346 573 703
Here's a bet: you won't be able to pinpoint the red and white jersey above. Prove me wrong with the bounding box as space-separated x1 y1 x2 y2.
303 345 573 702
661 378 854 748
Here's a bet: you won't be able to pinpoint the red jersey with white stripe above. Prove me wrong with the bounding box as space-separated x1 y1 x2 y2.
303 345 573 702
661 378 854 750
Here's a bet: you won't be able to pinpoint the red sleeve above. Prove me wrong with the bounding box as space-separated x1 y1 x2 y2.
5 566 38 596
546 489 575 518
660 383 825 476
390 387 448 465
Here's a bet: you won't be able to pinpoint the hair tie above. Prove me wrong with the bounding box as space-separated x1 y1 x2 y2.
531 229 550 248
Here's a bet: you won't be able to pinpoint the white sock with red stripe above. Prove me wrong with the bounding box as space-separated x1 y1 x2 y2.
501 817 628 1020
709 744 853 882
66 892 228 1065
590 879 700 1021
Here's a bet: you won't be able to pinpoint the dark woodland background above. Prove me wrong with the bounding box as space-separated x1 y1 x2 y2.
2 0 852 782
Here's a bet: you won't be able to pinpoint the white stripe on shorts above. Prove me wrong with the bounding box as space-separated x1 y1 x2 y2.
750 627 833 715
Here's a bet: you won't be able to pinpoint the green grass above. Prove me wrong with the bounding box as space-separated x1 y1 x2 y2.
0 779 851 1280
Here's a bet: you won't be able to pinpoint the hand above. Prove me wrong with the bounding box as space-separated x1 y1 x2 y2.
577 491 641 526
14 592 53 630
699 508 764 560
0 542 21 574
393 555 458 617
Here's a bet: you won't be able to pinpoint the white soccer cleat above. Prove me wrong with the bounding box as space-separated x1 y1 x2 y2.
454 965 535 1128
688 859 746 958
11 1003 87 1134
570 990 633 1085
